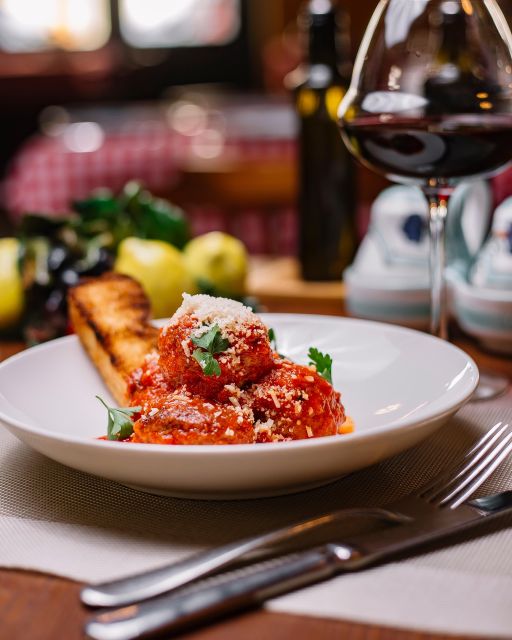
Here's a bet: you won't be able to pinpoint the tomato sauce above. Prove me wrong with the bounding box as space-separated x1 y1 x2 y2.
117 298 348 445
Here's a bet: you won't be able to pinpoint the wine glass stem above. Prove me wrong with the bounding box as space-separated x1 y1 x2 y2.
424 191 449 340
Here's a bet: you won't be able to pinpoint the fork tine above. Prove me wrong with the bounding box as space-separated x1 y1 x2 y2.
418 421 505 500
437 424 512 508
448 438 512 509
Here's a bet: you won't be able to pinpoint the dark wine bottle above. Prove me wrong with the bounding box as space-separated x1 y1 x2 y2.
424 2 490 115
289 0 357 281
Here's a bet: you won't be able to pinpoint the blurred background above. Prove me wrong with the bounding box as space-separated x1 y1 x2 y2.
0 0 408 237
3 0 512 228
1 0 512 343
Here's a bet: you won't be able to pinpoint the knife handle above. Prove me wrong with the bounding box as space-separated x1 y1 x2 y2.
85 544 357 640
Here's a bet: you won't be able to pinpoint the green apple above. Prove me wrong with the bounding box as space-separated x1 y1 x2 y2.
183 232 248 296
0 238 24 329
115 237 196 318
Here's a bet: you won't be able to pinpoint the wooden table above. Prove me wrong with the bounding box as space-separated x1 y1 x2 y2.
1 275 510 640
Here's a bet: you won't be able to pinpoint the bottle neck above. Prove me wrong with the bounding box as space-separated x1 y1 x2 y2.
304 2 351 82
308 14 338 69
439 10 468 65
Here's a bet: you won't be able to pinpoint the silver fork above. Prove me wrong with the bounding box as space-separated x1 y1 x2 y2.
82 422 512 620
393 419 512 513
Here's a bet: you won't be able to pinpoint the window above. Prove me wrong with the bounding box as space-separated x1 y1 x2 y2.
118 0 241 49
0 0 250 89
0 0 110 52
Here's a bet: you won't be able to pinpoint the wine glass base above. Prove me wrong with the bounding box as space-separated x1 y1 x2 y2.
471 372 510 402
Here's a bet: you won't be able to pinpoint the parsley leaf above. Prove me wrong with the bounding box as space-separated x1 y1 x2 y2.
190 324 229 377
96 395 141 441
191 324 229 353
193 349 221 377
307 347 333 385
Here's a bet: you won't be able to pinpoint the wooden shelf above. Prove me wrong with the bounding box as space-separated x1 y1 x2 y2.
247 256 346 315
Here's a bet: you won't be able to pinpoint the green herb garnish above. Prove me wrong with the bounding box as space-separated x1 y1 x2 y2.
307 347 333 385
191 324 229 377
96 396 141 441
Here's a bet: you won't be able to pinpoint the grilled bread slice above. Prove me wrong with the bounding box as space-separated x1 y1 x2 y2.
68 273 158 405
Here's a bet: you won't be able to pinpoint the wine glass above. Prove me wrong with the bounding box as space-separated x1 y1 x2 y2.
338 0 512 397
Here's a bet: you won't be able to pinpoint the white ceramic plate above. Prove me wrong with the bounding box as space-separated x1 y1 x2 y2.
0 315 478 499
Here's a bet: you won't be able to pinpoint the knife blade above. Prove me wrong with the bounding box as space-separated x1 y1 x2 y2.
85 489 512 640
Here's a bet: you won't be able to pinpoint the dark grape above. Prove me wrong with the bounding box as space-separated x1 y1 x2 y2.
48 245 72 273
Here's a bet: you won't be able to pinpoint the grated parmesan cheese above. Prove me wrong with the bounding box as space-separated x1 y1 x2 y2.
229 396 240 409
170 294 262 336
181 339 191 358
224 384 241 397
269 389 281 409
254 418 274 436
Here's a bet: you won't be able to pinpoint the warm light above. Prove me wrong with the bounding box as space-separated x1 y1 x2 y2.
168 101 208 136
119 0 240 48
310 0 331 15
479 101 493 110
476 92 489 99
461 0 474 15
39 106 70 137
0 0 110 51
3 0 55 32
122 0 195 31
63 122 104 153
387 65 402 91
325 86 344 121
190 128 225 159
441 1 460 15
58 0 110 50
297 89 319 117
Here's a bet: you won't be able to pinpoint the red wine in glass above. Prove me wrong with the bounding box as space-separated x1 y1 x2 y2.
343 114 512 183
338 0 512 342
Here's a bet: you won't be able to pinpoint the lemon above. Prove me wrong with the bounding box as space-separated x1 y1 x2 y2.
115 237 195 318
0 238 24 330
183 232 248 296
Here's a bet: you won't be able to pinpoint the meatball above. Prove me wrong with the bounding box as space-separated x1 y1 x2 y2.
132 387 255 445
245 360 345 442
158 294 274 397
127 350 172 410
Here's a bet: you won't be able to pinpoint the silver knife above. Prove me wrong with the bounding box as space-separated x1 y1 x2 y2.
80 506 408 608
85 490 512 640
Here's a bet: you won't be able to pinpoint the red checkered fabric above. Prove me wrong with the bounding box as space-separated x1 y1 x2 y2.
3 125 298 256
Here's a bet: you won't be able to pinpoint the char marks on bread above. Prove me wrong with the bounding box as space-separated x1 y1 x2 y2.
68 273 158 405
